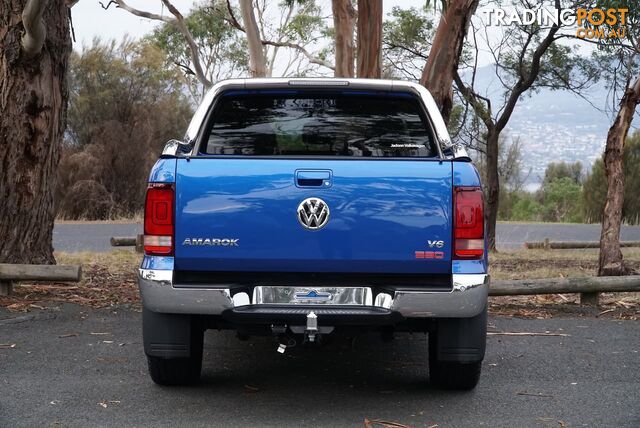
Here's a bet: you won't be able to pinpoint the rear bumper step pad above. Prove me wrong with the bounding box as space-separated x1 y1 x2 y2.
222 305 404 325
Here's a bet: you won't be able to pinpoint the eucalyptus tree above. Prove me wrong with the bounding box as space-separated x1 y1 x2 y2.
0 0 73 264
584 1 640 276
420 0 480 124
146 1 247 100
356 0 382 78
332 0 356 77
454 0 598 250
106 0 331 85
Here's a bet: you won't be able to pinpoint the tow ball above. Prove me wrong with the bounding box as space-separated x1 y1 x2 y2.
305 311 319 343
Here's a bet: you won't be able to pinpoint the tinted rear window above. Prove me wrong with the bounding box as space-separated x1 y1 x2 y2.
202 93 437 157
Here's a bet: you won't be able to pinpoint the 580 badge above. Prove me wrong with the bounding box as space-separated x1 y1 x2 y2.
415 239 445 259
415 251 445 259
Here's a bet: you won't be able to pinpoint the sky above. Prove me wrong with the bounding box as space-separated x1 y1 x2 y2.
70 1 594 74
71 1 197 47
72 0 429 49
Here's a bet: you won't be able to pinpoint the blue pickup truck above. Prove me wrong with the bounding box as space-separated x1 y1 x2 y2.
139 78 488 390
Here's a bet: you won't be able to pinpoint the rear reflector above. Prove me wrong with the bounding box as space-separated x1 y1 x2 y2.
454 187 484 259
144 183 174 256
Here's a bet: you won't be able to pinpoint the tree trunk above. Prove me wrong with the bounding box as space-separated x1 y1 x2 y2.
598 75 640 276
420 0 479 124
0 0 71 264
332 0 356 78
356 0 381 78
484 129 500 252
239 0 266 77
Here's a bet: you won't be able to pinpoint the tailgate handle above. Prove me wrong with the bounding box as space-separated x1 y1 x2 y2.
295 170 332 187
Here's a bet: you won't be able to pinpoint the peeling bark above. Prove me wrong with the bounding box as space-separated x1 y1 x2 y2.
0 0 71 264
332 0 355 78
356 0 381 78
420 0 479 124
598 75 640 276
20 0 47 58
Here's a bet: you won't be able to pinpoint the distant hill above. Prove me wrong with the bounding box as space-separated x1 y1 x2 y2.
461 64 619 189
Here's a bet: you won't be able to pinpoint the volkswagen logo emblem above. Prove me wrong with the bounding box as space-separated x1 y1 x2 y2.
297 198 330 230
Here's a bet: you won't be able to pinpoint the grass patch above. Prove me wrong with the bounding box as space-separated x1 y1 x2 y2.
55 249 141 271
490 248 640 280
489 248 640 318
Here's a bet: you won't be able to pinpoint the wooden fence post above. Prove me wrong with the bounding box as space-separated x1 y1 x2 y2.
580 292 599 307
0 264 82 297
0 280 13 296
490 275 640 295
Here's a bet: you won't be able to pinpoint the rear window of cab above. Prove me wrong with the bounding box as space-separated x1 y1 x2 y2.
200 91 438 158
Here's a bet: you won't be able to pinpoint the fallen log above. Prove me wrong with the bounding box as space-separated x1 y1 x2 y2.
0 263 82 296
490 275 640 296
524 240 640 249
110 235 144 253
110 236 137 247
0 264 81 282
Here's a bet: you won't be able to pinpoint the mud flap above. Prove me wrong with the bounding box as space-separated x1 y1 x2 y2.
431 306 487 363
143 307 196 358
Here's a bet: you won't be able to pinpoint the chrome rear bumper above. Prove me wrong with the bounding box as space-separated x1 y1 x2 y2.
138 269 488 319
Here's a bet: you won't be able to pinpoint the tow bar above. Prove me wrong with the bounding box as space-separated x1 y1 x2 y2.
273 311 335 353
305 311 318 343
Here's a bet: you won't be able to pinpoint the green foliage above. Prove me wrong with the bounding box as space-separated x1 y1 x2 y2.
146 0 328 85
542 161 583 186
254 0 328 76
145 0 247 99
283 2 324 43
499 162 586 223
59 38 193 219
447 104 465 134
583 131 640 224
67 38 191 148
382 6 434 80
582 158 607 222
502 136 640 224
493 1 599 101
510 193 544 221
540 177 584 223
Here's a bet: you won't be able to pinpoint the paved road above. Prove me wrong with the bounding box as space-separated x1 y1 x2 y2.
1 304 638 427
53 222 640 252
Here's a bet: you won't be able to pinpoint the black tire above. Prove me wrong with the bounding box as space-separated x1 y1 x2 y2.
429 359 482 390
147 327 203 386
428 309 486 390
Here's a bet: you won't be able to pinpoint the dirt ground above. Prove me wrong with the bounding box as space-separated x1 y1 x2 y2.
1 249 639 320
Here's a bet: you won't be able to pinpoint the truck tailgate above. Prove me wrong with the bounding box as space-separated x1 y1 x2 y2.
174 158 452 274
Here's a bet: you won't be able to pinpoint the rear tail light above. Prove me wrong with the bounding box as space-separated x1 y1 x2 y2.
454 186 484 259
144 183 174 256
